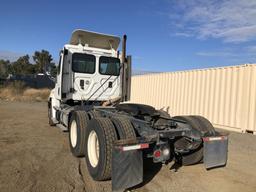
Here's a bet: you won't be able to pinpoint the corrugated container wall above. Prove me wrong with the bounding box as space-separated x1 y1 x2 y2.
130 64 256 133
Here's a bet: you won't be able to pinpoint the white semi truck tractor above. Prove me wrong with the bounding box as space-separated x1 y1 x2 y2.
48 29 228 191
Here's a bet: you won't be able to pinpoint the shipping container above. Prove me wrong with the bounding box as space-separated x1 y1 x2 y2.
130 64 256 134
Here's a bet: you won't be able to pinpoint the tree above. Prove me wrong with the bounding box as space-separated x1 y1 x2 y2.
0 59 10 78
26 63 37 74
49 62 57 77
11 55 35 75
33 50 53 73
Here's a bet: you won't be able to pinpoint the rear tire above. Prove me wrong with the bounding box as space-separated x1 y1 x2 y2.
111 117 136 139
85 118 117 181
173 115 215 165
189 115 216 136
69 111 89 157
88 110 102 119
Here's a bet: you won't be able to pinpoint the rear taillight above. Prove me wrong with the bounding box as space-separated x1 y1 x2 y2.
153 145 170 163
154 150 161 158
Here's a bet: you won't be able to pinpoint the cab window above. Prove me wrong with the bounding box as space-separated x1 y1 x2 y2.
72 53 95 74
99 56 120 76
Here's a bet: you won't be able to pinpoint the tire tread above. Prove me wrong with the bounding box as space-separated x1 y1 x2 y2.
111 117 136 139
69 111 89 157
95 118 117 180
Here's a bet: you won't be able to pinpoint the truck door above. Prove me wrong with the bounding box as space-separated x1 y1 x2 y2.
61 49 71 99
54 49 70 100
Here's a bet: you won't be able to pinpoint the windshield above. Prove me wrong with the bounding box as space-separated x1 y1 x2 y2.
99 56 120 76
72 53 95 74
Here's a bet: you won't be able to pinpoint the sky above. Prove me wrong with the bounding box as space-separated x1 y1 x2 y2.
1 0 256 72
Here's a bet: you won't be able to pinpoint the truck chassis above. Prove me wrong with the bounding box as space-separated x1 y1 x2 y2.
48 29 228 191
48 101 228 191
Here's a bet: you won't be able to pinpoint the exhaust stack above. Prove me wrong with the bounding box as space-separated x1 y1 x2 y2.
121 35 127 101
122 35 127 63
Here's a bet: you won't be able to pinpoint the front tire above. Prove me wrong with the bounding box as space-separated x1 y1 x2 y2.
85 118 117 181
48 100 55 126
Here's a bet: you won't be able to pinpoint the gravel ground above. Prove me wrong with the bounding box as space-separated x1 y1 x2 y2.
0 101 256 192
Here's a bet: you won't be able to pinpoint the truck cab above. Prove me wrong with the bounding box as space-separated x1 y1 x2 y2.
49 29 131 122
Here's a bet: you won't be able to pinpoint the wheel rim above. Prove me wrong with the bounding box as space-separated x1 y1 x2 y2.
70 120 78 147
87 130 99 167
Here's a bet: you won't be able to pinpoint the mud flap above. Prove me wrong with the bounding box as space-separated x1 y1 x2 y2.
112 144 145 192
203 136 228 169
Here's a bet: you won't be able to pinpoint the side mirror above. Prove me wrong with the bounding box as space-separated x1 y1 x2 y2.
64 49 68 55
60 49 68 56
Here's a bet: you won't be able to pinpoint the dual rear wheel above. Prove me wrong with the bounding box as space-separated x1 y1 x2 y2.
68 112 136 181
69 111 215 179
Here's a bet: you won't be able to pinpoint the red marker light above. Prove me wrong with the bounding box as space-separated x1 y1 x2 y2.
154 150 161 158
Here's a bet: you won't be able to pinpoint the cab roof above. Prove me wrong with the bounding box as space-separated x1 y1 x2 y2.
70 29 120 51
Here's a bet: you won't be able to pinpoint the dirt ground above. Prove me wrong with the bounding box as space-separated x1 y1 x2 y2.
0 101 256 192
